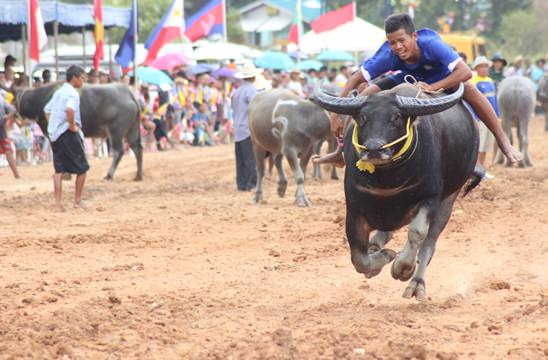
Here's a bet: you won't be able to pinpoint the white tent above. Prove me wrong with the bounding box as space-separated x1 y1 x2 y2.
191 41 263 61
301 17 385 56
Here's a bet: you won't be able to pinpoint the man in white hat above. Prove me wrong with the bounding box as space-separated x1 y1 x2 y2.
471 56 498 177
232 63 262 191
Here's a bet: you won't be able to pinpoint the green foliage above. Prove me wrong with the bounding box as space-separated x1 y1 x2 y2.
495 10 543 59
227 8 245 44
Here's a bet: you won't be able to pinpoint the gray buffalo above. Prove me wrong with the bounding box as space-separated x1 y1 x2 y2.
314 83 483 300
496 76 536 167
16 82 143 180
248 89 335 206
538 73 548 132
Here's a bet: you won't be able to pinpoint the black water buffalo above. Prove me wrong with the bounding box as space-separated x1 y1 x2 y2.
314 83 483 300
16 82 142 180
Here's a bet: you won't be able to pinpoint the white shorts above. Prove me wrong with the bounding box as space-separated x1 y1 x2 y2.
478 121 495 153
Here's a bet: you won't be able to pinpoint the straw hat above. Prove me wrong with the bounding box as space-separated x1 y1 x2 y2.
235 63 263 79
472 56 491 69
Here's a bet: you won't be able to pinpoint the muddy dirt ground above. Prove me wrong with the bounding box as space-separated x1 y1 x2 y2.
0 117 547 359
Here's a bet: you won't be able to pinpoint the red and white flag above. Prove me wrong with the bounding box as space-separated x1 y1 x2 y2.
29 0 48 68
311 1 355 34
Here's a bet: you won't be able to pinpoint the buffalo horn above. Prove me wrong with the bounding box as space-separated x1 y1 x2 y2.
395 83 464 116
313 85 368 115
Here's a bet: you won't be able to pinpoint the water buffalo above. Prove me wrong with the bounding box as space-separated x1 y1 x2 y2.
314 83 483 300
537 73 548 132
495 76 536 167
248 89 335 206
16 82 143 180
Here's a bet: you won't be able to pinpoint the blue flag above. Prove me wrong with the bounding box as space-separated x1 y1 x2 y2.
115 0 138 69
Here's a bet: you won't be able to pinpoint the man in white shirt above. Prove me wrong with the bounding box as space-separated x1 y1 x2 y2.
44 65 89 211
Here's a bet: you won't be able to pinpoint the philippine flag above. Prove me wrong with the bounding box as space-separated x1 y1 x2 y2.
185 0 224 42
29 0 48 69
143 0 185 65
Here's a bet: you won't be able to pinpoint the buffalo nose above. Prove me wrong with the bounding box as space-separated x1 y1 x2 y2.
364 139 385 151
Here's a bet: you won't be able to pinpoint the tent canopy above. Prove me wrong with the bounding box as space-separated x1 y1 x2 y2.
0 1 131 42
301 17 386 55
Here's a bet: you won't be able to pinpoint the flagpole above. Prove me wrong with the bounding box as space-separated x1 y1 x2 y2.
27 0 33 87
222 0 227 42
132 0 138 90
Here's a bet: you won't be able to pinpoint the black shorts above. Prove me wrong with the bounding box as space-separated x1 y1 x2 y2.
51 130 90 175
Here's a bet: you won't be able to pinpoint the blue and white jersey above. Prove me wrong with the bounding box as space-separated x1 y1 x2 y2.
361 29 461 85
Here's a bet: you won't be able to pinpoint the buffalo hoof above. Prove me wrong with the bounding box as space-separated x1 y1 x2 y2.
402 278 427 301
525 158 533 167
518 160 526 168
253 191 263 204
277 181 288 198
295 194 312 207
363 249 396 278
104 174 113 181
134 175 143 182
331 173 339 181
391 256 416 282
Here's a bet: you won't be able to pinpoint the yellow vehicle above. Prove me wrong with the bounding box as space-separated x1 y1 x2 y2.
439 33 486 63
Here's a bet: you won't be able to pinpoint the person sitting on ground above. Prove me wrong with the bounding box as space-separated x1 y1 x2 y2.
313 13 521 167
190 102 213 146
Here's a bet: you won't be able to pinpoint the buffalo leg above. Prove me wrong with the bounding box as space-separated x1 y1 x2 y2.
517 118 532 167
346 211 396 278
299 146 314 181
274 154 287 198
402 193 457 300
105 134 124 180
284 147 311 207
312 141 323 180
544 103 548 132
392 202 436 282
368 231 394 254
126 125 143 181
252 147 267 203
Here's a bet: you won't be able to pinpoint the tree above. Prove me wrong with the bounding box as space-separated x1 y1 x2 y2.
495 10 543 59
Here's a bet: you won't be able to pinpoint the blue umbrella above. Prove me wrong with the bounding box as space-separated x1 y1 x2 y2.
190 63 217 75
288 50 309 60
297 59 324 71
133 67 173 87
317 50 354 62
254 51 295 71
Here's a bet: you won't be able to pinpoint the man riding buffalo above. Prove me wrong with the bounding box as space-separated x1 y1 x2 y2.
313 13 521 167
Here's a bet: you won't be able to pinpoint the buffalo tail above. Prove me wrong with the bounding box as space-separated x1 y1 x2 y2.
463 164 485 197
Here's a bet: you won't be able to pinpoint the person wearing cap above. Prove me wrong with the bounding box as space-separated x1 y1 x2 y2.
471 56 498 177
232 63 261 191
489 53 507 89
504 56 523 77
288 69 305 98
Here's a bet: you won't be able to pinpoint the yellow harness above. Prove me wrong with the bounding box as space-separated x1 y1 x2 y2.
352 116 414 174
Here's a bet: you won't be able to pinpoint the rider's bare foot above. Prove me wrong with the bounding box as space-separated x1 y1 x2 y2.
312 148 345 168
54 204 66 212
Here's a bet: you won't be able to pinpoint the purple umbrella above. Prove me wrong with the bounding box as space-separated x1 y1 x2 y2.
212 67 235 79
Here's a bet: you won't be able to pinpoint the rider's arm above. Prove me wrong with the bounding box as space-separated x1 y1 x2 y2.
429 60 472 92
340 71 367 97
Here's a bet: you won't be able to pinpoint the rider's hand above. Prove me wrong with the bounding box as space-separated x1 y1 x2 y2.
416 81 434 92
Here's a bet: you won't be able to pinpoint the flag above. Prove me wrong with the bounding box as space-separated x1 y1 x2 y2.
93 0 104 71
28 0 47 68
115 0 138 70
185 0 224 42
311 1 355 33
288 0 302 45
143 0 185 65
408 0 415 20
